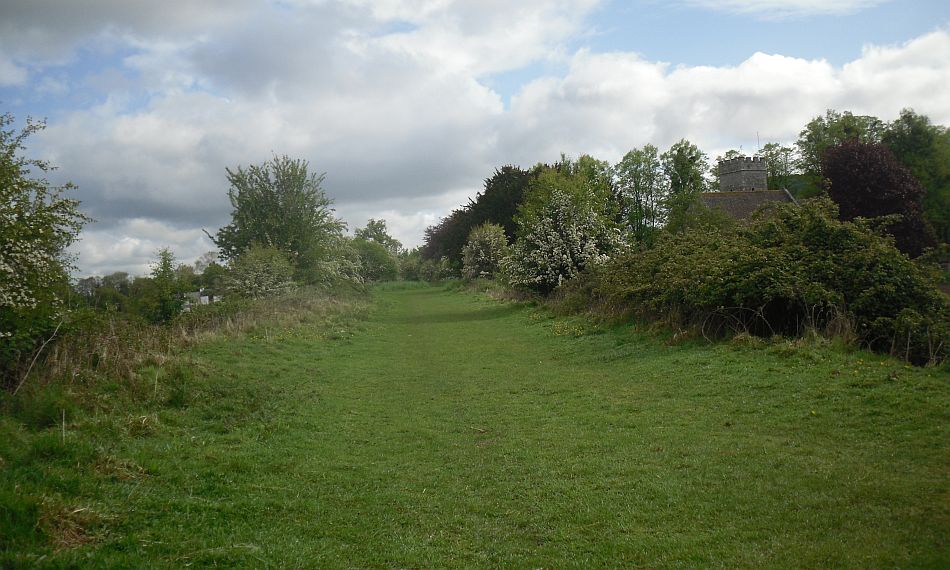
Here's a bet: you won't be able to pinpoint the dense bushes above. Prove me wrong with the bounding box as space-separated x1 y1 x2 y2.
597 198 949 364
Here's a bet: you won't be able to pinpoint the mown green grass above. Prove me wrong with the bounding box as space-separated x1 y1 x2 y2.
2 283 948 568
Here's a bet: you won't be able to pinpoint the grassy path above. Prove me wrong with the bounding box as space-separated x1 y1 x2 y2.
6 284 949 567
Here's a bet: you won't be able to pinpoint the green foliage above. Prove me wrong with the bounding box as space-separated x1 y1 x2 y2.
598 197 949 364
461 223 509 280
198 262 228 295
210 155 346 283
354 219 402 255
661 139 708 229
883 108 950 244
422 165 534 263
795 109 886 194
143 248 184 324
0 113 89 386
756 142 796 190
614 144 666 245
225 244 297 299
352 238 398 282
796 109 886 175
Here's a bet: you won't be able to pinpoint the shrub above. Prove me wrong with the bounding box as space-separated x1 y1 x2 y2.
598 197 949 364
225 244 296 299
505 180 621 293
352 238 398 282
0 114 89 388
462 223 509 280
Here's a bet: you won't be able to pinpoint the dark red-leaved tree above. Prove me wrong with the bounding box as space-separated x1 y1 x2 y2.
822 140 935 257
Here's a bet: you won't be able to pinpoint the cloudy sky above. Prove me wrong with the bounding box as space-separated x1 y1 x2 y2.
2 0 949 276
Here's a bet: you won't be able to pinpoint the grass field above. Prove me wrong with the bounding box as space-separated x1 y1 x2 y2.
2 283 948 567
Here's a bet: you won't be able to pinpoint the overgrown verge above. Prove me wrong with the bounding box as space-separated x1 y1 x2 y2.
1 288 366 561
10 287 365 398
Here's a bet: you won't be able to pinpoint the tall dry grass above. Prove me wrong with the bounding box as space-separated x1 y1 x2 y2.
17 288 365 395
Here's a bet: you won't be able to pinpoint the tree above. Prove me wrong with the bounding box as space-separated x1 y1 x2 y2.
352 238 398 282
140 248 185 323
472 165 533 241
822 140 935 257
462 223 509 280
210 155 346 283
795 110 886 197
421 165 534 265
661 139 708 231
614 144 666 245
756 142 796 190
355 219 402 255
0 113 89 384
505 166 621 293
883 109 950 244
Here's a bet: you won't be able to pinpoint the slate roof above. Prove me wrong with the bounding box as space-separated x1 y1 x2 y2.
698 189 797 220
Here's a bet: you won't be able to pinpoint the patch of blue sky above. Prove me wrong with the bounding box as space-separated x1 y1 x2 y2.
483 60 565 108
583 0 950 67
372 20 418 37
1 44 140 120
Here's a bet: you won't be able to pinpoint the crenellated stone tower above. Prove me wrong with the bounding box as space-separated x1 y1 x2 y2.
718 156 768 192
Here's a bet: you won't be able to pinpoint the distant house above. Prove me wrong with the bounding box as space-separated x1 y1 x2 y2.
700 156 797 219
182 288 221 312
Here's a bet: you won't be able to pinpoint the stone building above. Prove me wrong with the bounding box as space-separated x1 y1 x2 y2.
699 156 796 219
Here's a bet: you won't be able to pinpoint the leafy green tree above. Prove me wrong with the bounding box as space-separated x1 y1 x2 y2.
101 271 131 295
175 263 199 293
599 197 948 364
198 262 228 295
795 110 885 196
352 238 398 282
0 113 90 384
661 139 708 231
142 248 185 323
225 244 296 299
355 219 402 254
210 155 346 283
615 144 666 245
822 140 935 257
883 109 950 244
462 223 509 280
756 143 796 190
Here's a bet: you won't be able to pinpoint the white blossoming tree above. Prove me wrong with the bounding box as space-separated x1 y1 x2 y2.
504 162 622 293
224 244 297 299
1 113 89 385
462 223 508 280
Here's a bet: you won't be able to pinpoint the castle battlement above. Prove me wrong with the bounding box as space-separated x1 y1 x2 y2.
718 155 768 191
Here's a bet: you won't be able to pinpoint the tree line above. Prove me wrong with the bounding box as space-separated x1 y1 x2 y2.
418 108 949 364
0 114 405 387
